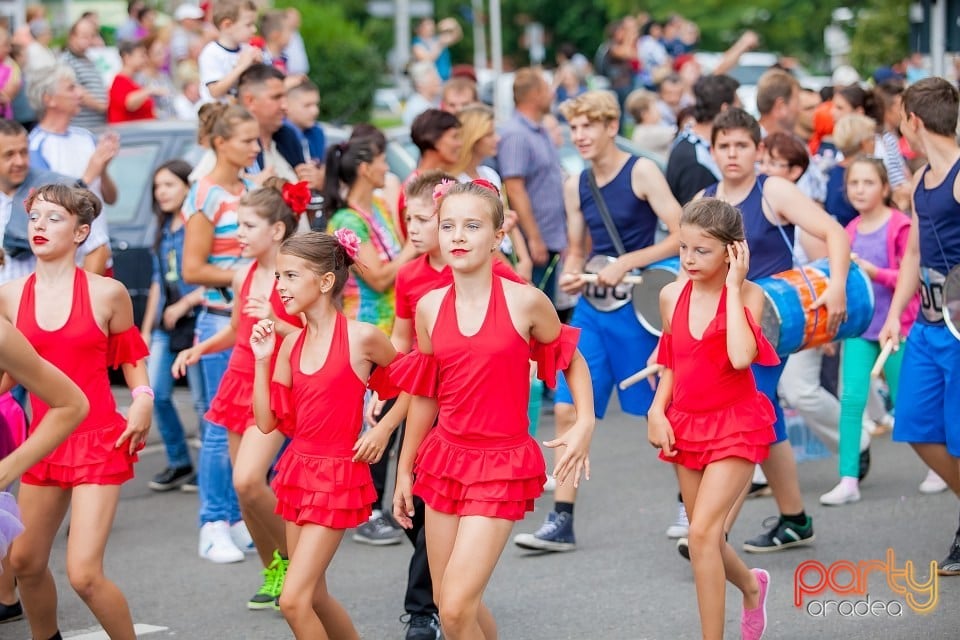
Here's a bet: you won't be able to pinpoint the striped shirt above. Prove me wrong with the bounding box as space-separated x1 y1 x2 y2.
60 49 106 130
181 176 252 309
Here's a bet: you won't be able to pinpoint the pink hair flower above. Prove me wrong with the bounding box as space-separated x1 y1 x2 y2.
334 228 361 259
432 179 456 203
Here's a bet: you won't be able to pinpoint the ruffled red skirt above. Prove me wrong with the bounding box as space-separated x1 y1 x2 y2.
660 394 776 471
413 429 546 521
271 446 375 529
205 368 255 435
21 415 140 488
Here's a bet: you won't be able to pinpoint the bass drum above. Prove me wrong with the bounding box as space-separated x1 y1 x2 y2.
631 257 680 335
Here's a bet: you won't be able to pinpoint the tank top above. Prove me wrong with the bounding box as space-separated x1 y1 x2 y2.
913 158 960 326
229 262 303 373
704 175 794 279
579 157 659 257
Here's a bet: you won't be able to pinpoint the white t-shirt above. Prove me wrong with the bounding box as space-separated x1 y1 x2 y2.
198 41 241 104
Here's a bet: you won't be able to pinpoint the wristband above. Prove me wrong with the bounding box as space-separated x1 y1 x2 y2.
131 385 155 400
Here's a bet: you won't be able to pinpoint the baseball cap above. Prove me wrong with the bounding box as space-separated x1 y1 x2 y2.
831 65 860 87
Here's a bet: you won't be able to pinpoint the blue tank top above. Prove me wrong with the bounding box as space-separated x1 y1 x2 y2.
579 157 658 257
703 175 794 279
915 158 960 273
824 164 858 227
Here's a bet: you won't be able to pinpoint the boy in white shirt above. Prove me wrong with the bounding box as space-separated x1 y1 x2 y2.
198 0 260 104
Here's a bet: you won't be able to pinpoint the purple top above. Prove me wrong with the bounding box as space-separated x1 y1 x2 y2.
852 220 891 340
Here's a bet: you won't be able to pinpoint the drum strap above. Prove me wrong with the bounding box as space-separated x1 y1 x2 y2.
587 169 628 257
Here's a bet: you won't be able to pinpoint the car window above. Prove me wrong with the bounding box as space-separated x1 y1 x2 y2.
102 142 162 224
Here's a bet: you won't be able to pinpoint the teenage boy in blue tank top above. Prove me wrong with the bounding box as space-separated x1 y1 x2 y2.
513 90 682 552
696 108 851 553
879 77 960 576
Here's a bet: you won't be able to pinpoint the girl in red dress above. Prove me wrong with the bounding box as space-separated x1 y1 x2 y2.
250 230 399 640
172 178 306 609
1 185 152 640
391 181 594 640
647 198 777 640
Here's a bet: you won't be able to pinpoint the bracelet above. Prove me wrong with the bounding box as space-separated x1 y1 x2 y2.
131 385 155 400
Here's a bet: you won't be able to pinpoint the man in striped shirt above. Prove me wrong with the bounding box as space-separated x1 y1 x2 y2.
59 17 107 130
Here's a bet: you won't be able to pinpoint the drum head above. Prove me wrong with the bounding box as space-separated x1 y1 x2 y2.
944 265 960 340
632 268 678 335
760 294 783 354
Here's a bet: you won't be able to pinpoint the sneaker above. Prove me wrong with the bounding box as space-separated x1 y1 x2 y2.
819 481 861 506
938 534 960 576
199 521 245 563
181 477 198 493
401 612 442 640
543 475 557 492
148 466 195 492
665 502 689 539
746 482 772 498
741 568 770 640
858 447 871 482
743 516 815 553
0 600 23 624
230 521 257 555
248 550 288 610
676 537 689 561
513 511 576 552
920 470 949 495
353 513 404 546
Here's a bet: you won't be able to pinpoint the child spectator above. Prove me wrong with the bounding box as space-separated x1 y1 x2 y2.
198 0 260 104
108 40 160 123
625 88 676 160
283 78 324 165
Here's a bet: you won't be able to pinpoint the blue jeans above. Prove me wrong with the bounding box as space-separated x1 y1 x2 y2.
148 329 205 470
195 310 241 526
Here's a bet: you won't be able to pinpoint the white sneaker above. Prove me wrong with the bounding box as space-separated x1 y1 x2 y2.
229 520 257 555
919 470 949 495
819 482 861 506
199 521 245 563
543 476 557 492
665 502 689 538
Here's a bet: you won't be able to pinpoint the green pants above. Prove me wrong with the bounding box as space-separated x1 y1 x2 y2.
838 337 904 478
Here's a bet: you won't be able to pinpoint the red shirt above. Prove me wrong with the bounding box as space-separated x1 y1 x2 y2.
107 73 155 123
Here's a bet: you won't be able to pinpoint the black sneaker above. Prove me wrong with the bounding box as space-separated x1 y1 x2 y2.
858 447 871 482
746 482 772 498
401 612 442 640
938 534 960 576
676 537 689 560
743 515 815 553
148 466 195 492
0 600 23 624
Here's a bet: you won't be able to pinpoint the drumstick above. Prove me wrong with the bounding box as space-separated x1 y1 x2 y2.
618 364 662 390
870 340 895 378
578 273 644 285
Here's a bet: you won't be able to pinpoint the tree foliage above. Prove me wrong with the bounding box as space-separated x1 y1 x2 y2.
849 0 910 73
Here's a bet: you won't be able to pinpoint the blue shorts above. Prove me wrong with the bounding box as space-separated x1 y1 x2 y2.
753 360 788 444
554 300 658 419
893 323 960 456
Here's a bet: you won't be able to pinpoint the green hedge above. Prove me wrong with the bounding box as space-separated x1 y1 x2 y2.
277 2 383 124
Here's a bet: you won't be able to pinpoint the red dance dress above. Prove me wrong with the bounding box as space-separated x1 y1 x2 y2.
269 313 397 528
657 281 778 471
391 275 579 520
205 262 303 435
16 269 149 487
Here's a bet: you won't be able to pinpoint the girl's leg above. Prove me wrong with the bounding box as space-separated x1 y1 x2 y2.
0 561 16 605
9 484 71 640
427 507 515 640
278 523 352 640
66 485 135 640
679 459 756 640
837 339 878 480
148 330 192 470
231 428 287 565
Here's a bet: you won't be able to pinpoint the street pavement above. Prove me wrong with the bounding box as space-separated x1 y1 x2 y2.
3 389 958 639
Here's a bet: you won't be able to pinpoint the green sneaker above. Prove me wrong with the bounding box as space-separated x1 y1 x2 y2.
248 550 288 610
742 515 815 553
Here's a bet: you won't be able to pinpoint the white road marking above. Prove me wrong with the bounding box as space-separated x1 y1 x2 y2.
64 623 168 639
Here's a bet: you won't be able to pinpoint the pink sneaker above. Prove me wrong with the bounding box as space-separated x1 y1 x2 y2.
741 568 769 640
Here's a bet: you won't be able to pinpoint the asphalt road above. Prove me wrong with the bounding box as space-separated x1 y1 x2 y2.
3 390 958 640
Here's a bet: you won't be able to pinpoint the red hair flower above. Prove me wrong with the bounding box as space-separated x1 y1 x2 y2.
334 228 361 259
281 181 311 216
248 36 266 49
432 178 456 203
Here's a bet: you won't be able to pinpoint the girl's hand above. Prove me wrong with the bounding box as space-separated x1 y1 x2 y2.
171 346 202 378
647 411 676 457
543 418 593 489
162 301 187 330
116 394 153 455
244 295 274 321
393 472 416 529
502 208 519 234
725 241 750 289
249 319 276 361
852 255 878 279
364 392 387 427
353 424 390 463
